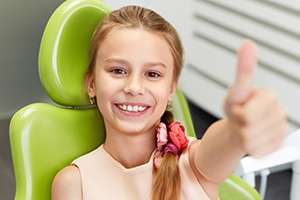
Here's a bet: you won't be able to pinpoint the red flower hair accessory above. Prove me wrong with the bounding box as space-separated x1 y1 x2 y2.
168 122 189 153
154 121 189 168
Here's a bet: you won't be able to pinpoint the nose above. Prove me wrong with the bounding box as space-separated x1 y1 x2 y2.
123 74 145 96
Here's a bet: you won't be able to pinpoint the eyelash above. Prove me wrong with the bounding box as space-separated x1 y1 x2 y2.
145 71 161 78
111 68 127 75
109 68 161 79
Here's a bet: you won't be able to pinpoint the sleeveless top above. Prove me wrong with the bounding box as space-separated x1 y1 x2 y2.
72 137 211 200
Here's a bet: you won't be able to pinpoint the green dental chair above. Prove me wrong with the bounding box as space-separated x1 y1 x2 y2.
9 0 261 199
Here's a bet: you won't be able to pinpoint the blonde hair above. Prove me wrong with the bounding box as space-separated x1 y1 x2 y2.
85 6 184 200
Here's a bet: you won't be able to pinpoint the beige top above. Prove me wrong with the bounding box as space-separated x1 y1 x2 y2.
72 137 211 200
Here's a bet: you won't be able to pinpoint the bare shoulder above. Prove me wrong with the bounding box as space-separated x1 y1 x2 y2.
51 165 82 200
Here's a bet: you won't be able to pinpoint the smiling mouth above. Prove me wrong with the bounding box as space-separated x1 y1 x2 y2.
117 104 147 112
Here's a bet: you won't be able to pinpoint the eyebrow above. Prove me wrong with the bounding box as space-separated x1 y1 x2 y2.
145 62 166 69
104 58 167 68
104 58 129 65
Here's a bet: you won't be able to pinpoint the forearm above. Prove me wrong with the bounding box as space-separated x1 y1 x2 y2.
194 118 246 183
192 40 286 184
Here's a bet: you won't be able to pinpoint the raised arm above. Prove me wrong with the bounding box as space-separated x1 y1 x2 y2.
191 40 287 185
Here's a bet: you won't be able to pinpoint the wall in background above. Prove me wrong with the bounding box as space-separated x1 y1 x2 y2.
178 0 300 133
0 0 64 119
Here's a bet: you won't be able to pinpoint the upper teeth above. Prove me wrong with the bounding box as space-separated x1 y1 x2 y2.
118 105 146 112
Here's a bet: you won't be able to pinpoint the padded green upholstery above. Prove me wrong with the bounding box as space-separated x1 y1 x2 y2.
39 0 111 106
10 1 110 199
9 0 261 199
10 103 105 200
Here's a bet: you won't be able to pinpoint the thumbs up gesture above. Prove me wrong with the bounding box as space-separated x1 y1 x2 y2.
223 40 287 158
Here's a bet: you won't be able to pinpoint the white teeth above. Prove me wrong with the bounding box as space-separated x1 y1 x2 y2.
118 104 146 112
138 106 145 111
133 106 138 112
127 105 133 111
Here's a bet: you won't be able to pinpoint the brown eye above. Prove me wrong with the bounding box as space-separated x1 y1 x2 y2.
111 68 126 75
145 72 160 78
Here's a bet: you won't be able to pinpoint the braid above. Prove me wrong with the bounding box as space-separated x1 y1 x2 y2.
152 153 180 200
152 110 181 200
160 110 174 127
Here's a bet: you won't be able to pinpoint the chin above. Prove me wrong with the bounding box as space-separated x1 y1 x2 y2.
118 121 156 136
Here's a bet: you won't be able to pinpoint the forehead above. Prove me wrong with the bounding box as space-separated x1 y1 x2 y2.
96 28 174 67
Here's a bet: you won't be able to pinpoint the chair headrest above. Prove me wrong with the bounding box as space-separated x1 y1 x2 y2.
39 0 110 107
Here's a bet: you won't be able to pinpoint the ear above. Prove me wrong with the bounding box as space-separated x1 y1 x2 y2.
168 81 178 101
87 75 96 97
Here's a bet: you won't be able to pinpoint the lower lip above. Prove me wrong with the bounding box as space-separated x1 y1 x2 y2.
115 105 148 117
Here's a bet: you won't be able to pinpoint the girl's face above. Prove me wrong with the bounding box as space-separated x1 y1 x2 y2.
88 28 177 136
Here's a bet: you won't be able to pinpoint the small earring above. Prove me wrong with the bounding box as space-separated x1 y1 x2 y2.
167 100 173 110
89 96 96 105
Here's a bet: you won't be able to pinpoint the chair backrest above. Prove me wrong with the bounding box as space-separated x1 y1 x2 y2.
10 1 110 199
9 0 261 199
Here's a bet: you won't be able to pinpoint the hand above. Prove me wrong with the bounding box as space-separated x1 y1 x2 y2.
223 39 287 158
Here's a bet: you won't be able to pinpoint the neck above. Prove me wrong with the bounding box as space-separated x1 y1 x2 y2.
104 125 157 168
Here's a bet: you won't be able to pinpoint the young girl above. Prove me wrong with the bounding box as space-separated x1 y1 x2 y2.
52 5 286 200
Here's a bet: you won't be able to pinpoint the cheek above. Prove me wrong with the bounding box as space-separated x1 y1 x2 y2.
152 86 170 106
95 79 115 99
94 71 116 94
94 82 114 117
94 78 112 104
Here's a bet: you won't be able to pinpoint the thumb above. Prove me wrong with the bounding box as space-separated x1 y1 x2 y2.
229 39 257 105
